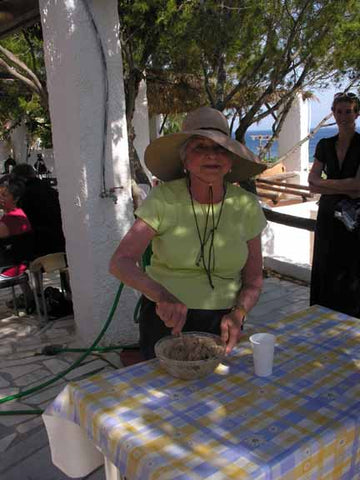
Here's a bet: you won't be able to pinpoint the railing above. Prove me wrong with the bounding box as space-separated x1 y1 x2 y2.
262 208 316 231
256 177 313 205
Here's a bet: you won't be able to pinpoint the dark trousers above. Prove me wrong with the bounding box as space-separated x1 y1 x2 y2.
139 296 231 359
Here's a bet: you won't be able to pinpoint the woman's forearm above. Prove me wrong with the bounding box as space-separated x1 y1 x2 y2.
235 282 262 313
309 177 360 196
234 235 263 313
321 177 360 192
308 158 360 197
309 184 356 195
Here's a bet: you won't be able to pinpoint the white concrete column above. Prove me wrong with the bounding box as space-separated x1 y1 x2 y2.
133 79 152 182
9 121 28 164
39 0 138 345
148 114 163 142
0 140 11 167
278 93 310 184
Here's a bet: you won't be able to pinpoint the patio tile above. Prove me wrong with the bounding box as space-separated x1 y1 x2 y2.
42 358 72 375
0 444 71 480
26 383 68 405
0 388 19 400
0 377 9 388
0 428 49 472
1 364 43 380
0 345 12 355
16 415 44 434
14 369 54 387
64 359 108 381
0 433 16 453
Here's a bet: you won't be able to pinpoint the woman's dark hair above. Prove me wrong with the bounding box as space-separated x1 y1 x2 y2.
10 163 36 180
0 175 26 203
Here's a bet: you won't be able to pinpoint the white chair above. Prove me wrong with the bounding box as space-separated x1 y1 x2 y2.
29 252 70 321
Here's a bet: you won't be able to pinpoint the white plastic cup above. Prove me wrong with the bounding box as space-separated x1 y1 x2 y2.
249 333 276 377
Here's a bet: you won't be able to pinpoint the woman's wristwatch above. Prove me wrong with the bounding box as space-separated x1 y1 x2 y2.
231 305 247 329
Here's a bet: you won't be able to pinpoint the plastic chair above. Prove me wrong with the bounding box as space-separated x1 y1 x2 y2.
0 232 36 316
29 252 70 322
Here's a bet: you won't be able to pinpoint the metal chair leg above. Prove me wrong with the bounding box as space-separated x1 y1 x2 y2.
39 273 49 322
11 285 19 316
31 270 48 321
30 271 42 319
21 280 30 314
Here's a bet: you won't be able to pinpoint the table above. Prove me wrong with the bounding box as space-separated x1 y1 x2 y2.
43 305 360 479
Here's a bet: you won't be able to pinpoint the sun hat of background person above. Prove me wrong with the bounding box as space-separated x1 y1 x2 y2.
144 106 267 182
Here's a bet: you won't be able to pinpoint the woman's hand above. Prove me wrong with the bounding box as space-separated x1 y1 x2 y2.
220 234 263 354
220 309 246 354
156 292 188 335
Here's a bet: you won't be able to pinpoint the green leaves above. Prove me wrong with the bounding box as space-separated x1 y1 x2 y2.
0 24 50 146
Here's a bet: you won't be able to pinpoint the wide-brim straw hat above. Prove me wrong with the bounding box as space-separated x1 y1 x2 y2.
145 106 267 182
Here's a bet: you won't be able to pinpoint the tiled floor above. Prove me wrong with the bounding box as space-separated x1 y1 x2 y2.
0 273 310 480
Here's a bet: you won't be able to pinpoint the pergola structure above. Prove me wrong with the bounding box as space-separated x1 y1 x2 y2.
0 0 39 39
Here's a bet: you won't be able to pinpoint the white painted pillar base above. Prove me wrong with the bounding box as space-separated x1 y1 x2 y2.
133 79 152 183
39 0 138 345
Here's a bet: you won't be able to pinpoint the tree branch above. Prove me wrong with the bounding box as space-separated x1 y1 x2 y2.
0 57 40 94
0 45 43 94
201 55 215 106
22 29 40 79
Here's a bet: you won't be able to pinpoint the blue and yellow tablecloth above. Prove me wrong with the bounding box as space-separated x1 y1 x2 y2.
44 305 360 479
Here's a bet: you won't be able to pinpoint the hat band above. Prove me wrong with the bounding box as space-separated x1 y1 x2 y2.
197 127 229 136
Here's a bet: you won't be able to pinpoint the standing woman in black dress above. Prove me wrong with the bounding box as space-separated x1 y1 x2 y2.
308 92 360 317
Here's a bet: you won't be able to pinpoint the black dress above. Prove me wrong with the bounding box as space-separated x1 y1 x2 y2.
310 132 360 318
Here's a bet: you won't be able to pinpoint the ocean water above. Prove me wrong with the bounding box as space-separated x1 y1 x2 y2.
244 127 338 162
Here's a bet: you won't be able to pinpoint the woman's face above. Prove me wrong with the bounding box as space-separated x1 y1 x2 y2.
333 101 359 129
0 186 16 211
184 137 232 184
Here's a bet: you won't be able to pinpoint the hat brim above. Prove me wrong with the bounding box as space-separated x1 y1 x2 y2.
144 130 267 182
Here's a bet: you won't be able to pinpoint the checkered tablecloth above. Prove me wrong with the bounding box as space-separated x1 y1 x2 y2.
44 305 360 479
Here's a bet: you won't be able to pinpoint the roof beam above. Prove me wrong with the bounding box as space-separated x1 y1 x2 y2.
0 0 40 39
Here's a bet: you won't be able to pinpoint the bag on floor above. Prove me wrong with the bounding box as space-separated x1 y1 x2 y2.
44 287 73 318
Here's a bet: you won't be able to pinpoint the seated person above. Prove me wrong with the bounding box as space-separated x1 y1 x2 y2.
34 153 49 176
3 155 16 174
10 164 66 257
0 176 34 310
0 176 31 277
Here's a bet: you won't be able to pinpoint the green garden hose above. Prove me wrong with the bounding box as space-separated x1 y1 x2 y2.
0 282 127 415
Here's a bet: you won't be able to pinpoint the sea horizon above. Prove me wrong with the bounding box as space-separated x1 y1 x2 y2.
244 126 341 162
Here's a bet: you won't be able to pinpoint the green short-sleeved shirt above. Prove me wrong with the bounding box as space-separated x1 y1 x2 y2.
135 178 266 309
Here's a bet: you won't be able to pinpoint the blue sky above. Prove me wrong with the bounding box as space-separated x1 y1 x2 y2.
309 86 338 128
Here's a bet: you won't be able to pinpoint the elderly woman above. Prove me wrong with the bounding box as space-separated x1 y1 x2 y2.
308 92 360 317
110 107 267 359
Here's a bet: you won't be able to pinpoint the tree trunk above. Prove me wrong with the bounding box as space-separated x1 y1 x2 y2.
125 68 151 186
